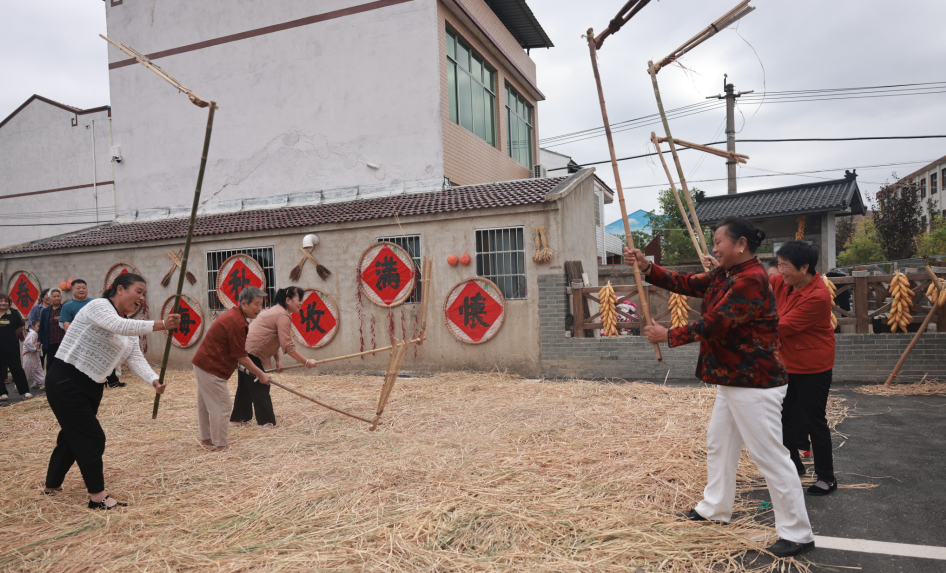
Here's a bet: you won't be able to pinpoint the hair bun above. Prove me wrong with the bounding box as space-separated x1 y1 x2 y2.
755 228 766 242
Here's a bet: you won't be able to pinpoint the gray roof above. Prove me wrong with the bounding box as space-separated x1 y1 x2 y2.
694 174 866 224
488 0 554 49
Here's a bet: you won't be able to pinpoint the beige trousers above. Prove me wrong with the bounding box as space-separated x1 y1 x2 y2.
192 364 232 447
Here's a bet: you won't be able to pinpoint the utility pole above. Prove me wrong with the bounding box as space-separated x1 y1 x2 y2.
708 74 752 194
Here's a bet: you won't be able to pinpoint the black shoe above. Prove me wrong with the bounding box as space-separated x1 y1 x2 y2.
88 495 128 510
807 478 837 496
797 467 807 477
768 538 815 557
678 509 708 522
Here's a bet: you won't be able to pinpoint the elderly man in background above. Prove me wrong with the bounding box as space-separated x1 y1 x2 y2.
59 280 92 332
190 287 269 452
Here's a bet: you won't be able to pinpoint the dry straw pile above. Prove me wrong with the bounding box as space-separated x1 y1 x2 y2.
1 371 850 572
855 377 946 396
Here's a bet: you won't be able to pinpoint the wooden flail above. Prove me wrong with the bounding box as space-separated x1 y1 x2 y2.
100 35 212 108
649 0 756 74
653 136 748 164
586 20 661 362
650 133 708 271
592 0 652 50
264 255 433 430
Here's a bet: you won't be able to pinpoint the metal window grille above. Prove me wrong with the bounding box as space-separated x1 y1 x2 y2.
377 235 422 303
475 227 526 299
206 247 277 311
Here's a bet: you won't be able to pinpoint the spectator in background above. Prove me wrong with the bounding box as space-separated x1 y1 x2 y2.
767 257 779 276
60 280 92 332
23 319 45 391
0 293 31 401
40 289 66 368
29 289 51 368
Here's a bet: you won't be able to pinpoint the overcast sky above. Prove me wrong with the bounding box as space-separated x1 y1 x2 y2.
3 0 946 225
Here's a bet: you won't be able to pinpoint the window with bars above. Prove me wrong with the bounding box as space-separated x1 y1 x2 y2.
920 177 927 199
206 247 277 311
475 227 526 299
377 235 422 303
446 28 496 146
932 172 938 195
506 85 533 168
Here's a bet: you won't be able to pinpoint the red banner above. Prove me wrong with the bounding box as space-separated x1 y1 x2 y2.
444 278 506 344
290 289 339 348
161 294 204 348
7 271 40 318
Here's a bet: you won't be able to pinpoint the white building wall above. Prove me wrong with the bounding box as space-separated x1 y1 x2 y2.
917 161 946 227
0 100 115 248
104 0 445 217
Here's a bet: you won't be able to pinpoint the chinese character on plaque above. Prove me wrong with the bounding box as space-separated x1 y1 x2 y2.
444 278 505 344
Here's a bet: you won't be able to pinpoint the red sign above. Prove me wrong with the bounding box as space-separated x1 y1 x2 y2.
445 279 505 344
290 289 339 348
161 294 204 348
359 245 414 305
215 254 267 309
8 271 40 318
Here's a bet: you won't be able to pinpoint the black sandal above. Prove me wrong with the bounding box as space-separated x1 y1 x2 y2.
42 487 63 496
88 495 128 510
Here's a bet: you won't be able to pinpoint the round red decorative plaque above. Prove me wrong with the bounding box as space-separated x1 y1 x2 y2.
357 242 416 308
443 277 506 344
6 270 41 319
160 294 205 348
215 254 266 309
289 289 339 349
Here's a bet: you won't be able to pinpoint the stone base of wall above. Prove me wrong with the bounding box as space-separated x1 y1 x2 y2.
538 274 946 383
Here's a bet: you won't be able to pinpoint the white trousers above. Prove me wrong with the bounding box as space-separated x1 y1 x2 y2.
193 365 232 447
695 384 814 544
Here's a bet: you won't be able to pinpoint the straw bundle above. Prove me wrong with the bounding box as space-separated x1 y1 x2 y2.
887 271 913 333
0 370 858 572
290 246 331 281
531 227 554 264
651 0 756 73
160 249 198 287
795 216 806 240
855 376 946 396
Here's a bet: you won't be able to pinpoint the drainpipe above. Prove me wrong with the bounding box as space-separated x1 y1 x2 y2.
109 116 117 219
92 119 99 223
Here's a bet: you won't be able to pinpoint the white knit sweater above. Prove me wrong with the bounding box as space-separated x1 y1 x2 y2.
55 298 157 385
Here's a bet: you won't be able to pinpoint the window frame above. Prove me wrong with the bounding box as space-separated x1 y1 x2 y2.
206 246 277 311
505 84 534 169
474 226 527 300
446 27 497 146
376 235 423 304
931 172 938 195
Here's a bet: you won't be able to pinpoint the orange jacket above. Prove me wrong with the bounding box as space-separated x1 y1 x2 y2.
770 272 836 374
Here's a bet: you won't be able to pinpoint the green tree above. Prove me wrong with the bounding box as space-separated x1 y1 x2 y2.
835 215 856 258
647 188 713 265
916 213 946 256
871 177 922 260
837 217 886 266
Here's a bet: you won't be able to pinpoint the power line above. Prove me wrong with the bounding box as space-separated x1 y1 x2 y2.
548 136 946 171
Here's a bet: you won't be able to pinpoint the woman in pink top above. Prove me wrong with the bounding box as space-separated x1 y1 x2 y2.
230 286 317 427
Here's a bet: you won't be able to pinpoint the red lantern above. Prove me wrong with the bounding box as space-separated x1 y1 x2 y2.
447 254 459 266
459 253 471 266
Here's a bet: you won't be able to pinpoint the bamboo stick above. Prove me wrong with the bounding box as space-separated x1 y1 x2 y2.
100 35 212 108
650 1 755 74
648 61 710 260
153 101 217 420
654 136 748 163
593 0 651 49
263 338 425 373
587 30 661 363
650 133 708 271
884 265 942 387
371 340 410 431
269 380 376 425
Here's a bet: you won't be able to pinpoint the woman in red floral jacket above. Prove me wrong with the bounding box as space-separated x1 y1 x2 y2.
625 216 814 558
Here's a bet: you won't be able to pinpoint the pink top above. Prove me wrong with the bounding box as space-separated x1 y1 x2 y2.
245 305 297 369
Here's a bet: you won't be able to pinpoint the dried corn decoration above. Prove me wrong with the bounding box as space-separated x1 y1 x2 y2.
598 281 619 337
887 271 913 333
795 215 806 240
925 276 946 307
822 275 838 327
668 293 691 328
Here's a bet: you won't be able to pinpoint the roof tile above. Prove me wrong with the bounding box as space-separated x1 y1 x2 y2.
694 177 866 224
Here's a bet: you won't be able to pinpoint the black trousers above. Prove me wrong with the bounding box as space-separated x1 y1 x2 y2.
0 346 30 396
781 369 835 482
230 354 276 426
791 401 810 451
42 343 60 371
44 357 107 493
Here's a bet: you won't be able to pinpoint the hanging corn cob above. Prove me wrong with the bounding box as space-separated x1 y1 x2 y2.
795 215 806 240
887 271 913 333
822 275 838 327
926 276 946 307
668 293 691 328
598 281 619 337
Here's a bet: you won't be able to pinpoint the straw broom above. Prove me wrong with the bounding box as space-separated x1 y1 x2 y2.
160 249 198 287
290 246 331 281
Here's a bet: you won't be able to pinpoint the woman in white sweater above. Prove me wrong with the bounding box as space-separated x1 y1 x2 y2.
43 273 180 510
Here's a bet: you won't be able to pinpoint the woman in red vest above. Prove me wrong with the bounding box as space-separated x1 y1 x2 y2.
771 241 837 496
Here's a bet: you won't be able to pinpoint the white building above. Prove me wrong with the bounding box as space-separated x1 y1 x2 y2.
900 154 946 229
1 0 554 249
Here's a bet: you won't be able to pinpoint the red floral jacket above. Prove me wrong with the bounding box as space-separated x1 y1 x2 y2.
647 258 787 388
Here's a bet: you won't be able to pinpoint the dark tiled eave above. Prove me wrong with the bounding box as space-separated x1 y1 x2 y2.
695 177 866 224
2 176 570 254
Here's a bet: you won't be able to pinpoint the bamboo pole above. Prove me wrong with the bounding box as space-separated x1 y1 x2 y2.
593 0 651 49
650 133 708 271
269 380 375 425
100 35 212 108
587 30 661 363
654 136 749 163
647 61 709 259
884 265 942 387
262 338 425 373
650 1 755 74
153 102 217 419
371 340 410 431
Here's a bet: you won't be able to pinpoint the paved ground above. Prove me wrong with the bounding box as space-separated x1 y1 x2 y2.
7 377 944 571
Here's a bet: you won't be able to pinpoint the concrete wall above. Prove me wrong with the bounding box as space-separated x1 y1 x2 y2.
538 273 946 382
0 171 597 379
0 100 114 248
439 0 535 186
104 0 445 214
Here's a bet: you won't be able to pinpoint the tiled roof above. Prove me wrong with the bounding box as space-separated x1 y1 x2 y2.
694 175 866 224
1 95 109 131
2 175 571 254
883 153 946 188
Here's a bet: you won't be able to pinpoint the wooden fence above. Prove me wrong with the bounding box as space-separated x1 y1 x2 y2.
570 270 946 337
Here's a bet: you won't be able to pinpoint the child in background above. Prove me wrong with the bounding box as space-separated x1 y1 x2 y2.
23 320 44 391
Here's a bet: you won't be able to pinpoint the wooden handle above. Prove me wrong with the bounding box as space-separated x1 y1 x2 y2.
299 245 320 266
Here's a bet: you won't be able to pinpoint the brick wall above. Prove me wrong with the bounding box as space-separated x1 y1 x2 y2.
538 274 946 382
439 1 535 186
